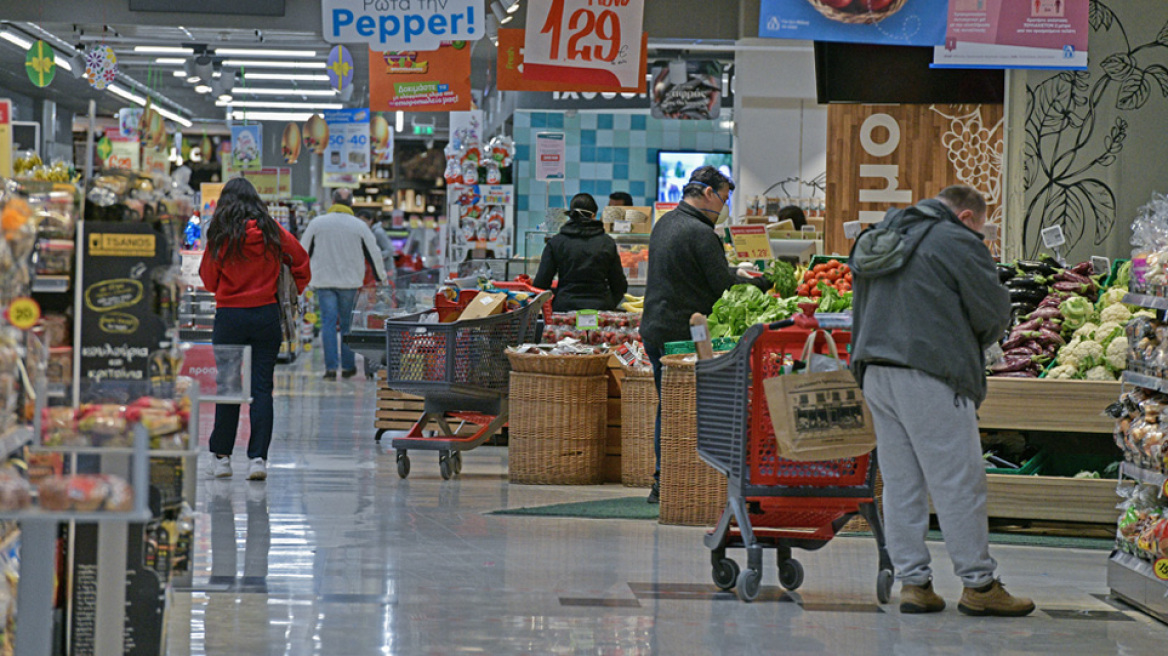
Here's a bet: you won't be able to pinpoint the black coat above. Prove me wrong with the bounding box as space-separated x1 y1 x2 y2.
533 219 629 312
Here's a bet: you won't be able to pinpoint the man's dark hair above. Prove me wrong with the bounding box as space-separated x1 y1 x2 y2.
936 185 986 218
609 191 634 206
356 210 375 224
777 205 807 230
332 188 353 207
683 165 734 199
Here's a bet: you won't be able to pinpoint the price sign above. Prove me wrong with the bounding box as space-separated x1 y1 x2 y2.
843 221 863 240
729 225 774 261
1092 256 1111 277
323 108 371 175
535 132 566 181
690 322 709 344
1155 558 1168 581
6 297 40 330
524 0 645 89
1041 225 1066 249
576 309 599 331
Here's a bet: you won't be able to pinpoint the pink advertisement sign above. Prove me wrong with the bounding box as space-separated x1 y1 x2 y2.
934 0 1088 70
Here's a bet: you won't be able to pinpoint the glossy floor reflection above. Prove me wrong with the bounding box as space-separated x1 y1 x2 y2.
168 357 1168 655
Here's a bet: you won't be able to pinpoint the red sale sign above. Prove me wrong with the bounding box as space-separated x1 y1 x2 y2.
523 0 644 90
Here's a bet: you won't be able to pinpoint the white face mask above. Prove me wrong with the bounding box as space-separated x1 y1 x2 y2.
715 202 730 224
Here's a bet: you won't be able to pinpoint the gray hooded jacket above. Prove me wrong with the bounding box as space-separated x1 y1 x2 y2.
850 199 1010 407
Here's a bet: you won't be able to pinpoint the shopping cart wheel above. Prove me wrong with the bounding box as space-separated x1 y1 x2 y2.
712 558 740 591
439 451 454 480
877 569 894 604
396 451 410 479
451 451 463 475
778 559 804 591
736 568 761 602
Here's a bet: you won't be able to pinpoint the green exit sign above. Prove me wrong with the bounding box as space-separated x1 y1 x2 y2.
413 125 435 135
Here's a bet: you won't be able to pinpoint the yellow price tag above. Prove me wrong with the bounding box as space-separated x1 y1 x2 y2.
729 226 774 261
305 312 318 323
6 297 41 330
1155 558 1168 581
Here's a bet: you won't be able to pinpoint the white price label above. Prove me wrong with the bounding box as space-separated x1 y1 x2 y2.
1041 225 1066 249
524 0 645 89
690 323 709 344
983 223 1000 240
801 225 818 233
613 220 632 234
1091 256 1111 276
843 221 863 240
576 310 599 330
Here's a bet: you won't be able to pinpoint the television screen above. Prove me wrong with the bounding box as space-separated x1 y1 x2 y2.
814 43 1004 105
657 151 733 206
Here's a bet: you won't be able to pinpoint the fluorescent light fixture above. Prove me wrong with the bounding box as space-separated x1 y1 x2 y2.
134 46 193 54
217 94 233 103
244 72 329 81
490 1 506 22
395 111 404 133
218 100 343 109
172 70 185 77
154 57 185 65
54 55 72 72
222 59 326 69
193 54 214 81
108 84 146 106
154 105 192 128
232 87 337 96
0 31 33 50
214 48 317 58
194 84 213 94
507 0 521 13
231 110 313 122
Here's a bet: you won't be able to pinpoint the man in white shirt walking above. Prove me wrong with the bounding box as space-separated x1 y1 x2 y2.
300 189 388 380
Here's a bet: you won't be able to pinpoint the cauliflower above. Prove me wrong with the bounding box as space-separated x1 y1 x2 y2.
1047 364 1077 379
1099 287 1127 308
1135 309 1157 319
1073 323 1100 341
1068 340 1105 367
1096 322 1124 344
1099 304 1132 324
1084 365 1115 381
1059 338 1084 368
1106 335 1129 371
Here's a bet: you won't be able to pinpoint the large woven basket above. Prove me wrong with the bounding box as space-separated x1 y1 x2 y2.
506 351 612 376
508 372 607 484
805 0 907 24
659 355 727 526
842 470 884 533
620 367 658 488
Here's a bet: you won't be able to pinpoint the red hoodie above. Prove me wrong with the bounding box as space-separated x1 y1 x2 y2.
199 221 312 308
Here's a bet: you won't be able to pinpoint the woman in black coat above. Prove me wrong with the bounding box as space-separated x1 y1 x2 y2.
533 193 629 312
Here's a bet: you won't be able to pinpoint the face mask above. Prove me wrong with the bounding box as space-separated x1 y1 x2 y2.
715 202 730 224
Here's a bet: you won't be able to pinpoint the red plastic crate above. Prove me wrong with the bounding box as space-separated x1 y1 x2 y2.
435 289 481 322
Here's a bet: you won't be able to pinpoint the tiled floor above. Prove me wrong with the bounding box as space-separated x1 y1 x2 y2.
167 359 1168 655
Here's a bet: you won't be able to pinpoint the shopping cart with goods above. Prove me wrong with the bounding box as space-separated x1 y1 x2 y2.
694 314 892 603
380 285 551 480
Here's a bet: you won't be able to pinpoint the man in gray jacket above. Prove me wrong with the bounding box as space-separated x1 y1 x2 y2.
851 185 1034 617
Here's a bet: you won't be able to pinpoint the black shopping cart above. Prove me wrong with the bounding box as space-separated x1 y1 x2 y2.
695 318 893 603
381 291 551 479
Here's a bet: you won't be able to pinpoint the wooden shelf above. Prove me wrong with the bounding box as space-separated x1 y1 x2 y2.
978 378 1120 434
985 474 1119 524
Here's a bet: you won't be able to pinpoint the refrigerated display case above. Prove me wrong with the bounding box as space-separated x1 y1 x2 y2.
522 231 648 292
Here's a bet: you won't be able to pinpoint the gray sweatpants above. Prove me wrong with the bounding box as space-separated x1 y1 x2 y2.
862 365 997 588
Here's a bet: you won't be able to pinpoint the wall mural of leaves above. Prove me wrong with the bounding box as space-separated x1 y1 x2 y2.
1023 0 1167 258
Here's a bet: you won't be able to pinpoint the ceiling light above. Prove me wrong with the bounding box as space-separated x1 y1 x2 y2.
219 100 343 109
0 31 33 50
232 87 337 96
134 46 193 55
222 59 326 69
183 59 200 82
244 72 329 81
192 54 214 81
486 15 499 40
231 110 313 122
506 0 521 13
194 84 213 94
53 55 72 72
217 94 233 103
172 70 185 77
154 58 185 65
107 84 147 106
154 105 192 128
214 48 317 58
395 111 404 133
490 1 507 22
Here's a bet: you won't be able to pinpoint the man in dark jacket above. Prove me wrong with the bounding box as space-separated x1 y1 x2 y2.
639 166 772 502
851 185 1034 618
533 193 628 312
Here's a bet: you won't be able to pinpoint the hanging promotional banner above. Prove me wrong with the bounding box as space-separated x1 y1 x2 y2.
368 44 472 112
25 40 57 88
497 28 648 93
303 114 329 155
200 182 224 217
523 0 645 90
932 0 1088 70
230 124 262 172
327 44 355 91
0 101 10 178
449 110 483 148
535 132 566 181
242 167 293 200
141 146 168 176
281 122 302 163
322 0 484 51
758 0 947 47
83 45 118 90
370 113 393 164
117 108 144 138
651 60 722 120
322 108 371 175
102 130 140 171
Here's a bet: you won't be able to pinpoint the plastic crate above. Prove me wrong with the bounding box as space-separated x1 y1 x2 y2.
663 337 738 355
435 289 481 322
1102 259 1129 288
809 255 849 268
985 450 1047 475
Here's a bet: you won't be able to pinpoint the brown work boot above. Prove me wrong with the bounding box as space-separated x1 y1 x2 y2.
958 580 1035 617
900 580 946 614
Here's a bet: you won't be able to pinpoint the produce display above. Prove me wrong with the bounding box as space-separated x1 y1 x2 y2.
620 293 643 313
707 285 804 339
794 259 852 301
542 311 642 346
41 397 191 449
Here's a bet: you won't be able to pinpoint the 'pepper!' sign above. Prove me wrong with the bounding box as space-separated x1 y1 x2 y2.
323 0 484 51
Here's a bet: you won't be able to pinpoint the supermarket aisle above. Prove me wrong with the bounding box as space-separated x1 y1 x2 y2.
167 360 1168 655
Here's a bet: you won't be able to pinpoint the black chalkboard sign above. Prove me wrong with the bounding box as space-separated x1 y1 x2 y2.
78 222 171 400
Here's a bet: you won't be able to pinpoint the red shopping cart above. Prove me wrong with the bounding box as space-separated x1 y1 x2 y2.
695 316 892 603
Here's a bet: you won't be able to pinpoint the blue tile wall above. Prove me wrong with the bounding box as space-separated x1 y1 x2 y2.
511 111 734 238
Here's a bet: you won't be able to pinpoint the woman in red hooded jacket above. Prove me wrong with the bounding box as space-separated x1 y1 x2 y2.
199 178 311 481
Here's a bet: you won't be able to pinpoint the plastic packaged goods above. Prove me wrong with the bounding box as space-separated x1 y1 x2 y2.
35 474 134 512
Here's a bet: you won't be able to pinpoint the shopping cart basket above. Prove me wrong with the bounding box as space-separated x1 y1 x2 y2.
382 290 551 480
695 318 893 603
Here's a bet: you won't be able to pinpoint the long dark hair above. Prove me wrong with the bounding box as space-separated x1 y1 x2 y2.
205 177 282 261
567 193 598 221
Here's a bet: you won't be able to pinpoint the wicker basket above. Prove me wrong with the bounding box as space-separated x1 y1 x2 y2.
658 355 727 526
620 367 658 488
805 0 907 24
842 470 884 533
508 372 607 484
506 351 612 376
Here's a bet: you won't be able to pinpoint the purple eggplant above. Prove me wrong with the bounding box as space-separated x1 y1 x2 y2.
990 354 1043 373
1001 332 1028 350
995 371 1039 378
1027 306 1062 320
1071 261 1093 276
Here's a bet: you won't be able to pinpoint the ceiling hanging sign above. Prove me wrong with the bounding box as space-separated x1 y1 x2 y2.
322 0 485 51
758 0 947 46
118 108 144 138
25 41 57 88
497 28 648 93
282 122 302 164
651 60 722 120
303 114 329 155
932 0 1089 70
368 44 472 112
327 45 355 92
523 0 646 89
322 108 371 176
370 113 394 164
535 132 566 181
84 45 118 90
230 124 263 172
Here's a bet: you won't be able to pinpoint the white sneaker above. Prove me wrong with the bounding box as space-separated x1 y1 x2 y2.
212 455 232 479
247 458 267 481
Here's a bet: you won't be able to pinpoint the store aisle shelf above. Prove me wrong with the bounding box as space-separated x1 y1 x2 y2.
1123 370 1168 395
978 378 1119 434
1123 293 1168 311
1120 462 1168 488
1109 551 1168 623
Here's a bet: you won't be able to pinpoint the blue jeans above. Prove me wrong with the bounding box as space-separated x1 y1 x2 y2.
209 304 283 460
646 343 664 481
317 288 359 372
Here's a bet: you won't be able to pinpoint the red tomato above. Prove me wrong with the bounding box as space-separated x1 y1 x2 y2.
803 271 815 283
797 284 809 296
821 0 850 7
862 0 894 10
827 270 841 282
827 259 841 267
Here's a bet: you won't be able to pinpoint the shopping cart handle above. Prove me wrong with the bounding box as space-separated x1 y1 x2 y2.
767 319 796 330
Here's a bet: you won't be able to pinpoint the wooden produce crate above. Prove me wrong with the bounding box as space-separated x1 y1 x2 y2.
604 362 623 483
984 474 1119 524
979 378 1120 434
374 379 477 436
